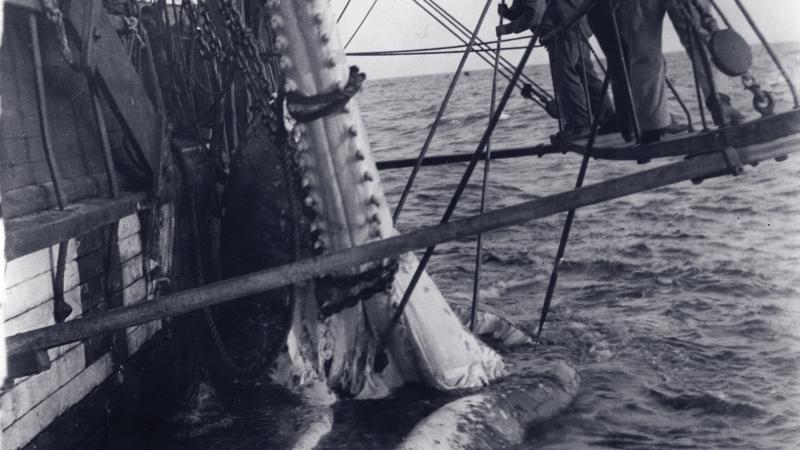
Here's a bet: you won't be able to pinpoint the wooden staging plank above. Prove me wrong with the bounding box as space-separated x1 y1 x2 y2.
4 192 149 261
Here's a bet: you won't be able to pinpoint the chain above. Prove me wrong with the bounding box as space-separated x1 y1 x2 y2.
686 0 773 116
742 74 775 116
315 258 398 317
191 1 395 319
192 0 282 135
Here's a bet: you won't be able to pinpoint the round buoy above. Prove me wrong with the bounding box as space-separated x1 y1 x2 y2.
709 29 753 77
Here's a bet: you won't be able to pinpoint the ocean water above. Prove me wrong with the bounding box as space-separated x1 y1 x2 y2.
360 45 800 449
135 45 800 449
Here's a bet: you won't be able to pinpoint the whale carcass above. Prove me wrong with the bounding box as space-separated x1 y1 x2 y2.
257 0 504 402
219 0 578 447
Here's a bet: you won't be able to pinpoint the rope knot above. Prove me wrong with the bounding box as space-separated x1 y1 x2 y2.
287 66 366 123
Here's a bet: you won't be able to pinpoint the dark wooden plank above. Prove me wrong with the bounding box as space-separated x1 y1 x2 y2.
8 133 800 357
64 0 166 190
376 144 562 170
4 191 151 260
2 174 109 219
562 108 800 160
6 350 51 379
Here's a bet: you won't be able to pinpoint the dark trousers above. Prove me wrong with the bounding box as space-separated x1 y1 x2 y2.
547 33 613 130
587 0 635 135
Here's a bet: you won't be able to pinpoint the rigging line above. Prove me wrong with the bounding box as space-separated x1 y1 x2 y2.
350 37 532 55
665 69 694 132
471 2 505 333
346 37 529 55
414 0 545 99
393 0 495 223
533 72 612 351
409 0 520 88
408 0 545 110
420 0 552 101
608 3 641 141
684 3 724 126
344 0 379 49
707 0 733 31
681 4 708 131
373 0 556 374
732 0 799 108
347 46 529 56
424 0 553 103
337 0 353 23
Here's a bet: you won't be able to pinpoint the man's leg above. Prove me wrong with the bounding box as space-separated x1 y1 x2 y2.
619 0 670 133
667 0 715 96
587 1 634 138
578 38 616 126
549 36 592 133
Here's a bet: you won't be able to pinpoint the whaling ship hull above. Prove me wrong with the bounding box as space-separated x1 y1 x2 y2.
0 1 195 448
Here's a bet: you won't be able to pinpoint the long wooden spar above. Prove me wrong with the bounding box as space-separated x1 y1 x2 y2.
6 134 799 357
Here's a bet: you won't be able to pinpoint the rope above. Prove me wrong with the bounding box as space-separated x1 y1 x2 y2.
344 0 379 49
684 14 709 131
392 0 495 223
707 0 733 30
607 3 640 141
533 72 611 351
410 0 550 105
470 2 504 332
374 0 556 373
408 0 530 102
420 0 552 102
665 67 694 132
732 0 799 108
349 36 530 55
683 3 725 126
348 46 529 57
337 0 353 23
286 66 366 122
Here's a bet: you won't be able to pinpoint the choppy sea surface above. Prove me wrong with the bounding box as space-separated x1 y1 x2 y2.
140 44 800 449
365 44 800 450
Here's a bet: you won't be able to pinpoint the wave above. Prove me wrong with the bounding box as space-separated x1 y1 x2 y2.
478 277 539 301
648 389 766 419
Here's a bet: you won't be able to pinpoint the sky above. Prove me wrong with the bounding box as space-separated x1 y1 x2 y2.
332 0 800 79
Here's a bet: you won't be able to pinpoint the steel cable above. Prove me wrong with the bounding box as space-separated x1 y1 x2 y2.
374 1 557 373
407 0 545 111
470 2 505 332
344 0 379 49
393 0 495 222
420 0 552 102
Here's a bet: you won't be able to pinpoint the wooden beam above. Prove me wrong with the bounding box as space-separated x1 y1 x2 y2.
376 144 562 170
6 134 800 356
4 192 151 261
3 0 41 12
